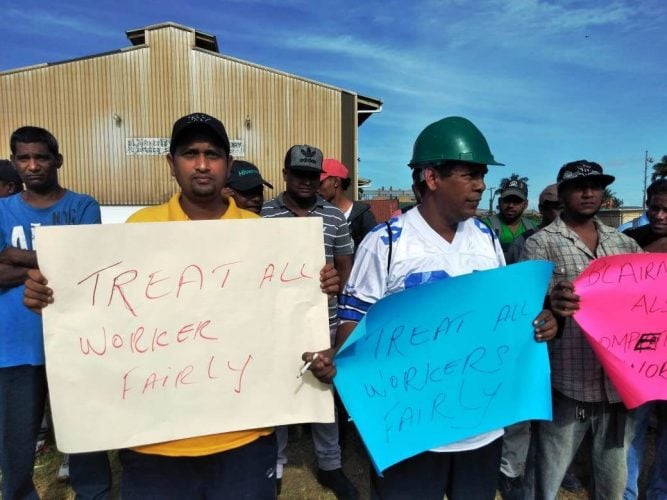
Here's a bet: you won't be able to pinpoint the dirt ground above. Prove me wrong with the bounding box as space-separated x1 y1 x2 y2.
18 422 655 499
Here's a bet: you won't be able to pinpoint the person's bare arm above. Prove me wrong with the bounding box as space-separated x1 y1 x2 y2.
333 254 353 289
0 263 33 288
0 247 38 288
0 247 38 267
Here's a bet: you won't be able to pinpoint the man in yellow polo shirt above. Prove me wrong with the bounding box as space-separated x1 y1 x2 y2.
23 113 339 499
118 113 276 498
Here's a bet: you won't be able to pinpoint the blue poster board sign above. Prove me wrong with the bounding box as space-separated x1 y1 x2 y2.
334 260 554 472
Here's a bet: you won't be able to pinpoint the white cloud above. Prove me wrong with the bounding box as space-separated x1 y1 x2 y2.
435 0 663 72
1 0 662 206
4 8 118 38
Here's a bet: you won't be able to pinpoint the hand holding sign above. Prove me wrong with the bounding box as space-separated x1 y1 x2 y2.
550 280 580 317
35 218 334 453
333 261 554 472
573 253 667 409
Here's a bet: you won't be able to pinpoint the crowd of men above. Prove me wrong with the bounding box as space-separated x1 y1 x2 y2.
1 112 665 500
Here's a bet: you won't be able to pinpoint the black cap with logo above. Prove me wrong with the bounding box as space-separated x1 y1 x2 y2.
557 160 615 191
170 113 230 156
227 161 273 191
285 144 323 173
500 179 528 201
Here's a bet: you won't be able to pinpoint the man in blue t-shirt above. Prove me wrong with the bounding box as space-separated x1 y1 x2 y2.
0 126 102 499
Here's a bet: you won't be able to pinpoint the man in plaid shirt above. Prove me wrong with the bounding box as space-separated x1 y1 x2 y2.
521 160 642 499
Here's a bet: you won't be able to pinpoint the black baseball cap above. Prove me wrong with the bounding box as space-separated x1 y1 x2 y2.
0 160 21 184
500 179 528 201
285 144 323 173
170 113 230 156
227 161 273 191
557 160 615 191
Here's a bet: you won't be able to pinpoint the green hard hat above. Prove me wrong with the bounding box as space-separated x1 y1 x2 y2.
408 116 504 168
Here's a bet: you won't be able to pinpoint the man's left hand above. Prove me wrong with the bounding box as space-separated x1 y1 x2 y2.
533 309 557 342
301 349 337 384
319 262 340 298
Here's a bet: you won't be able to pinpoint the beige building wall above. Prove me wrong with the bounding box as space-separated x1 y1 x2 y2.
597 207 645 228
0 23 376 206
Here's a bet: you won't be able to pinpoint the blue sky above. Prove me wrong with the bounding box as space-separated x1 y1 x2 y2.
1 0 665 208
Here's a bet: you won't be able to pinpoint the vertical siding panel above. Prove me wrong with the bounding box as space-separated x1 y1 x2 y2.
0 24 352 205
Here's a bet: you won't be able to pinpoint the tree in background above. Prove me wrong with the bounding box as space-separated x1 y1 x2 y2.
602 187 624 208
499 172 529 188
652 155 667 181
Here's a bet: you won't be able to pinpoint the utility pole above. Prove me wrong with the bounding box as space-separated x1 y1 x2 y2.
487 187 500 214
644 151 654 209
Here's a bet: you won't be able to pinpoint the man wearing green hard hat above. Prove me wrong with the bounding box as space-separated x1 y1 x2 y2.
304 116 558 499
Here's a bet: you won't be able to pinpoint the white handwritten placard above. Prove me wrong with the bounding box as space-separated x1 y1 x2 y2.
35 218 333 453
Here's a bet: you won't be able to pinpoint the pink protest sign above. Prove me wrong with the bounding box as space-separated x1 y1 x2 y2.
573 253 667 409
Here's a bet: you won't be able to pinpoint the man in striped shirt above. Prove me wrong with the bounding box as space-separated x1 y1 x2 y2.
261 144 356 499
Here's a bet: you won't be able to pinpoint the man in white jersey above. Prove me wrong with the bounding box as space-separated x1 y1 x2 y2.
305 116 558 499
